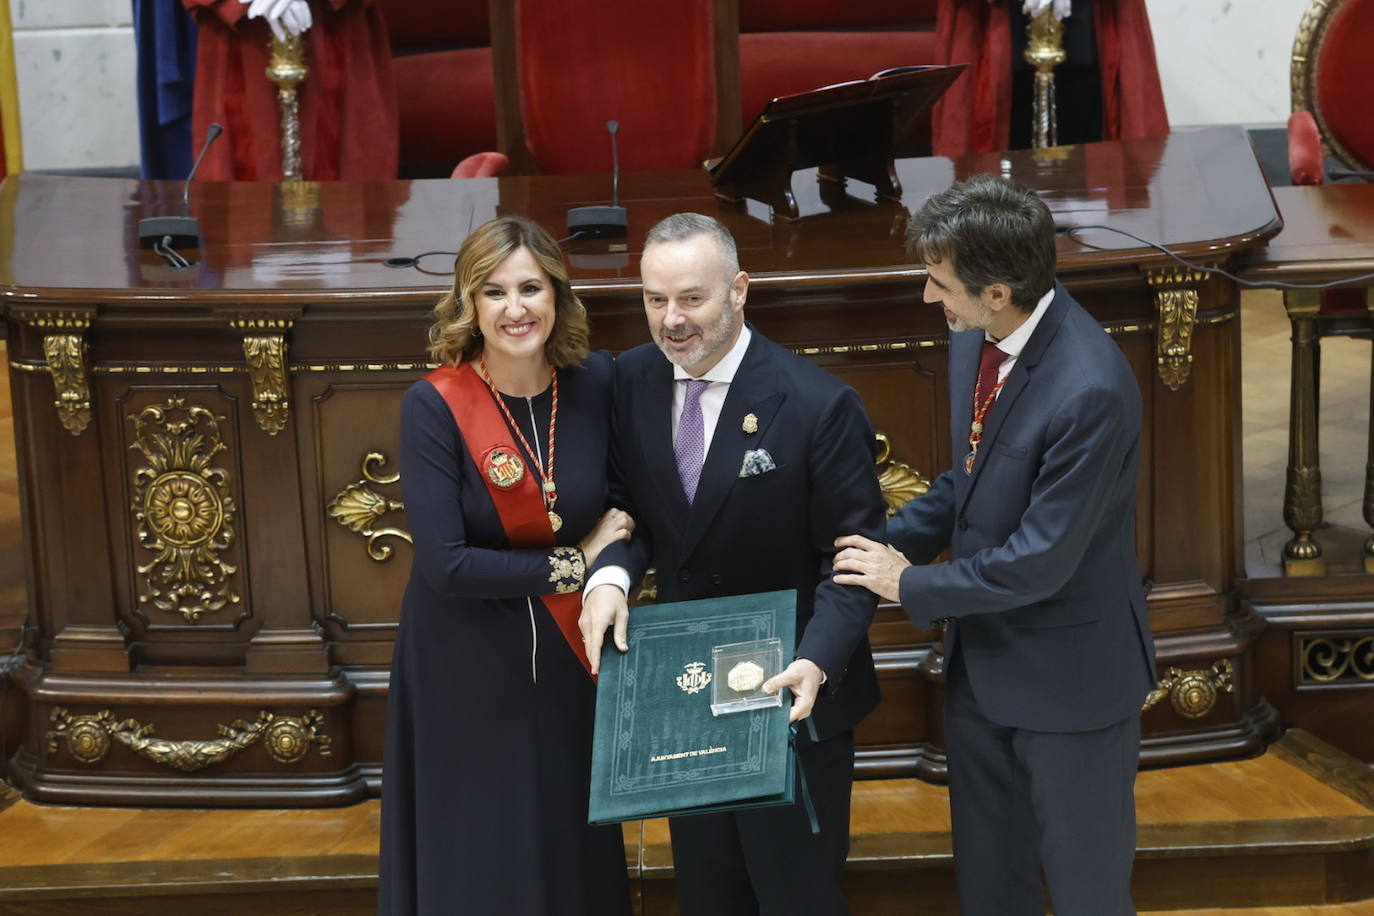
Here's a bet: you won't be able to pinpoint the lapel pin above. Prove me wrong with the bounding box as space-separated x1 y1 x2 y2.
742 413 759 434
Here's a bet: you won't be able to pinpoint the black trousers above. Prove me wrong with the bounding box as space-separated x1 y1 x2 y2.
945 648 1140 916
668 729 855 915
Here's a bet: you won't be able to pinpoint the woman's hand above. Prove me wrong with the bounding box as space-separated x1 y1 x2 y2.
578 508 634 568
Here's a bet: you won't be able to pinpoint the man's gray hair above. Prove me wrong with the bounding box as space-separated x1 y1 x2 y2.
643 212 740 282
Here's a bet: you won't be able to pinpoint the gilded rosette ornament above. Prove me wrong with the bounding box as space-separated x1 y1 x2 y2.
47 708 116 763
1141 659 1234 719
48 707 330 771
42 333 92 435
1146 267 1206 390
129 394 240 623
267 34 308 181
875 432 930 517
327 452 412 562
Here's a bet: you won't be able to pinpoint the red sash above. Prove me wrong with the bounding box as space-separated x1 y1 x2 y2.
426 363 593 679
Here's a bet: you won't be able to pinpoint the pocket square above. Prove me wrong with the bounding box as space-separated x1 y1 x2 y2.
739 448 777 478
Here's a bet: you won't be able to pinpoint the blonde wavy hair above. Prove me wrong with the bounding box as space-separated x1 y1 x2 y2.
427 215 590 368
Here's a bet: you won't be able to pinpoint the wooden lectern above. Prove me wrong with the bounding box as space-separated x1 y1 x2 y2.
708 65 964 220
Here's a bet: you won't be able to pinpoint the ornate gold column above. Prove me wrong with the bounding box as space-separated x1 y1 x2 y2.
1145 266 1206 390
231 314 293 435
266 35 308 182
1282 288 1324 576
1025 11 1066 149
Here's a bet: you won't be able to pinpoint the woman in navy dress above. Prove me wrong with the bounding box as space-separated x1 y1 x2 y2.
379 216 633 915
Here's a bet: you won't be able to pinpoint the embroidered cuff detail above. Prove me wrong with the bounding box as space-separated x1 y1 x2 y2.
549 546 586 594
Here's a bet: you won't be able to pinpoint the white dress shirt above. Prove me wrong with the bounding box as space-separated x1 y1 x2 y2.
585 326 753 597
987 287 1055 390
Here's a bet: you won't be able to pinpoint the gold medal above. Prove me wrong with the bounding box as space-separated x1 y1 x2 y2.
485 448 526 489
742 413 759 434
727 660 765 693
548 510 562 532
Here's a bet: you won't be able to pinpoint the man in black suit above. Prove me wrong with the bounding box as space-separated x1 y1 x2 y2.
580 212 886 914
834 174 1156 915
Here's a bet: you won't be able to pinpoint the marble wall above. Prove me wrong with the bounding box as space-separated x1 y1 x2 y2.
12 1 137 171
1148 0 1312 128
3 0 1327 172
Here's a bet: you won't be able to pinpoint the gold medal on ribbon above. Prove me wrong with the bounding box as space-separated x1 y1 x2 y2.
485 448 526 489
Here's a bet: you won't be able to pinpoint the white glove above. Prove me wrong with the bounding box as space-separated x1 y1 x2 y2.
242 0 314 41
1022 0 1072 19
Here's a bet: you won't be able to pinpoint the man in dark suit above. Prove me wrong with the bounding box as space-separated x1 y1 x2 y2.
580 212 887 914
834 174 1156 916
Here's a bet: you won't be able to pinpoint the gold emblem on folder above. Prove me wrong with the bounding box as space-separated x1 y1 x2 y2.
742 413 759 434
676 661 712 695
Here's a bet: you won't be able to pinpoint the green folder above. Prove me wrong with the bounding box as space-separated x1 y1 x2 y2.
588 589 797 825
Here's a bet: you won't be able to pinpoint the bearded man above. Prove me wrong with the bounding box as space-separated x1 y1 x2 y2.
580 212 887 915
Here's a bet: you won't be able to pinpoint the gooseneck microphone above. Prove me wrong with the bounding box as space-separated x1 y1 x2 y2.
566 120 629 239
139 122 224 254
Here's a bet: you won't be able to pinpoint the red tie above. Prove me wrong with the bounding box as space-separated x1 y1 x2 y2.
975 339 1005 411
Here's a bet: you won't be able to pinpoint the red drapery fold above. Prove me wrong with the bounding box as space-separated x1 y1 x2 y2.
933 0 1167 158
182 0 398 180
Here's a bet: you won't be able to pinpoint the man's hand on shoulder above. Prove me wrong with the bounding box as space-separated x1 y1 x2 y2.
579 584 629 676
762 658 824 723
832 534 910 603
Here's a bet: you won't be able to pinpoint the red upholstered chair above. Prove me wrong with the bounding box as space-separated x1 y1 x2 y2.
377 0 497 178
1289 0 1374 186
451 151 509 179
737 0 940 152
491 0 740 175
1288 0 1374 313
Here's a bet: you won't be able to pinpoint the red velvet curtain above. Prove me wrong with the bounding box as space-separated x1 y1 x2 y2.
183 0 398 180
933 0 1167 158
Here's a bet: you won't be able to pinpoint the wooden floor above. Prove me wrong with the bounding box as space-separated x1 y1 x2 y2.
0 730 1371 914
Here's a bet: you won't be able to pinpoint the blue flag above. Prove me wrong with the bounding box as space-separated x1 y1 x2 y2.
133 0 198 179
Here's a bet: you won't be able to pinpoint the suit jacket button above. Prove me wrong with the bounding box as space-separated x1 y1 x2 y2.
711 574 722 585
957 516 968 531
678 569 690 582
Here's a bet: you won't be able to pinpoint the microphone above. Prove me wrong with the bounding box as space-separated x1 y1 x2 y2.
567 120 629 239
139 122 223 251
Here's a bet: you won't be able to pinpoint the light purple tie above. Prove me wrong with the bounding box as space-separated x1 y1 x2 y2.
675 379 710 503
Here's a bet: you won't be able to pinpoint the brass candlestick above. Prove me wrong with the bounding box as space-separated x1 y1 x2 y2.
1025 10 1066 149
266 34 308 181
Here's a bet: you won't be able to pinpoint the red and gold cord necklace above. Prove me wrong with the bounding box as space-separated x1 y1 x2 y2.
964 369 1007 476
477 356 562 532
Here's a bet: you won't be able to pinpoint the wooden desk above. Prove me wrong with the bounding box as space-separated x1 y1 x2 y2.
1 126 1283 805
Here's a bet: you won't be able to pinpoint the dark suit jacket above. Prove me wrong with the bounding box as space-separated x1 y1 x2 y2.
889 283 1157 733
598 328 886 741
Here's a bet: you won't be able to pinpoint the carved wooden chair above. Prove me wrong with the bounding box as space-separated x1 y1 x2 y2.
1277 0 1374 575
